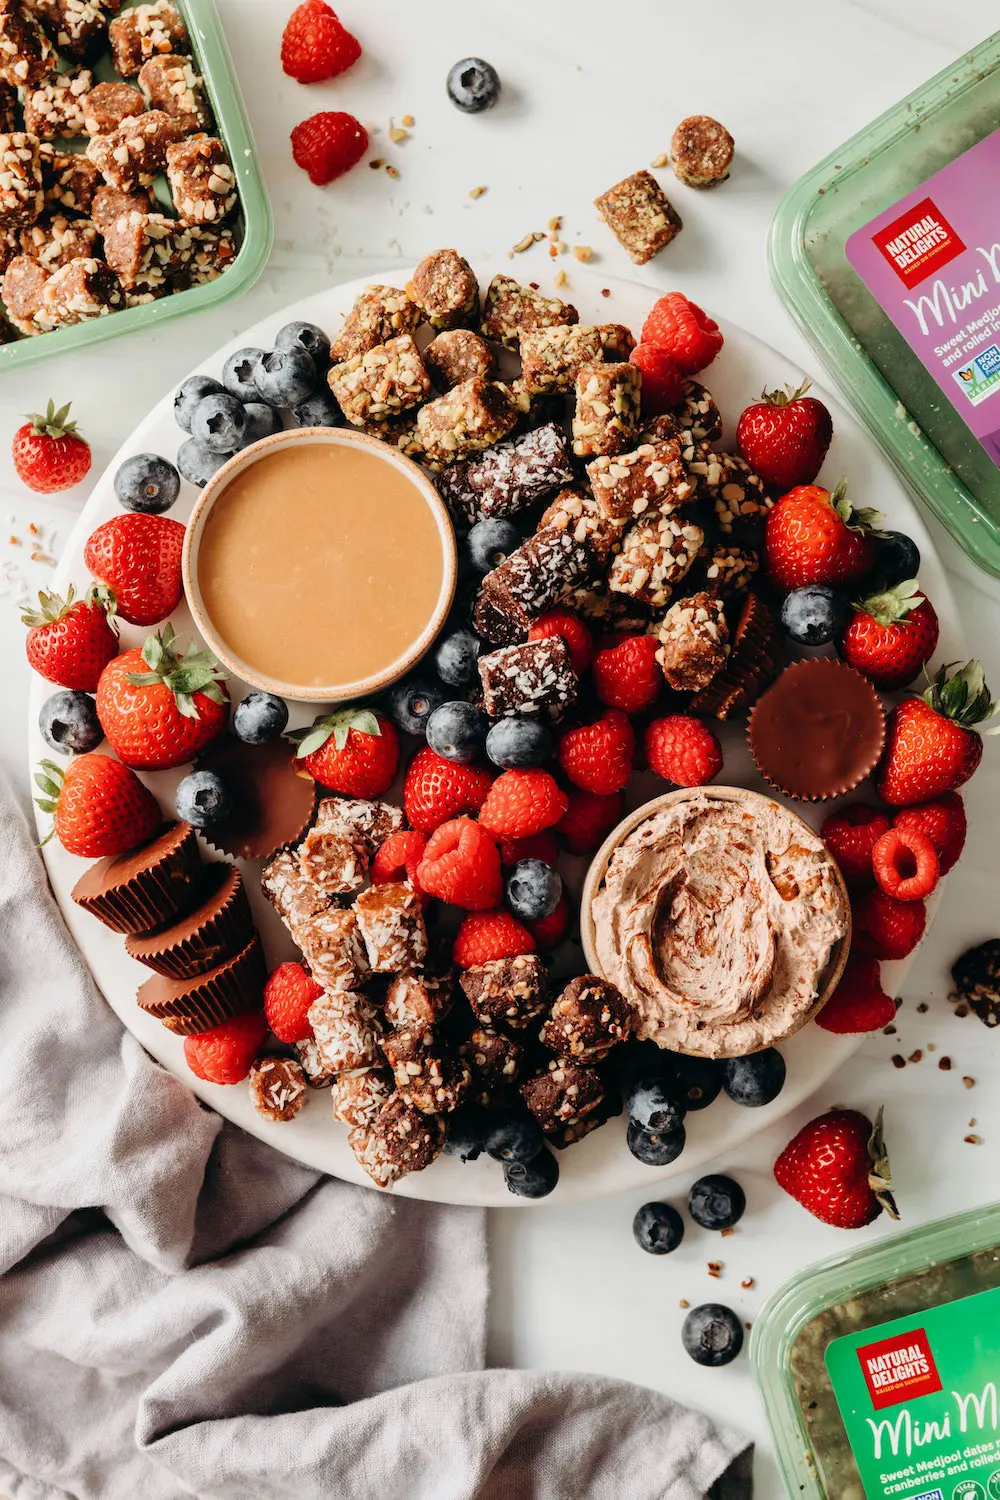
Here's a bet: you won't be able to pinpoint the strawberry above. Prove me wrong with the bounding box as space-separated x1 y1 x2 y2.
644 715 723 787
839 582 939 691
293 708 398 797
764 478 881 592
893 793 966 875
528 609 594 674
416 817 502 910
478 768 568 840
96 625 229 771
452 909 535 968
264 961 322 1044
524 894 570 950
736 380 833 492
291 111 368 185
820 803 891 888
184 1011 268 1086
876 660 996 807
592 634 661 713
84 513 185 627
22 583 117 690
403 746 493 833
281 1 361 84
629 343 683 415
816 956 895 1034
555 787 624 854
12 399 91 493
852 888 926 960
35 752 160 858
557 709 634 795
774 1106 898 1229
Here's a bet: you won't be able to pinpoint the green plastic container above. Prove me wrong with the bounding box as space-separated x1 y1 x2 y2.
0 0 272 370
770 32 1000 579
752 1204 1000 1500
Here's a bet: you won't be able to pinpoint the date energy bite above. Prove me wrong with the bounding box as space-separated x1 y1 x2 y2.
0 80 16 133
608 510 704 608
353 881 428 973
100 209 177 292
539 975 635 1063
594 169 683 265
598 323 636 360
1 252 48 333
139 52 212 131
108 0 188 77
655 591 729 692
249 1056 308 1123
407 247 479 330
81 80 145 138
415 375 517 464
698 541 760 598
587 438 697 521
87 109 182 192
330 284 420 362
331 1065 393 1129
34 255 124 331
327 796 406 852
572 362 642 458
436 421 574 526
645 378 724 446
328 332 432 427
538 486 626 565
348 1093 445 1188
423 328 494 391
460 953 549 1032
31 0 118 63
519 323 604 394
296 801 369 897
474 526 593 645
308 988 382 1075
693 451 771 535
0 2 55 87
89 180 152 231
481 272 578 348
381 1026 471 1115
20 211 99 271
460 1027 523 1105
0 133 43 228
23 69 93 140
520 1058 606 1135
165 133 236 224
384 969 453 1033
295 906 370 992
477 636 578 721
670 115 735 189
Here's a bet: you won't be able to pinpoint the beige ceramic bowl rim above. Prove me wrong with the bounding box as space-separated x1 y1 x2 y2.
579 785 853 1057
181 426 457 703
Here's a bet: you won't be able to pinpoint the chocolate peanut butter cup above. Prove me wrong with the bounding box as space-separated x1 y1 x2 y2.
72 822 203 935
136 932 266 1035
124 862 253 978
689 591 782 720
198 736 318 862
748 658 886 802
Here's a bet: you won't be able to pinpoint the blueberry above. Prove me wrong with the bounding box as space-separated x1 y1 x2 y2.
466 518 521 574
688 1174 746 1231
221 347 265 402
243 402 283 445
255 347 316 407
444 1102 493 1162
632 1201 684 1255
292 387 343 429
682 1304 744 1367
486 1112 546 1163
114 453 180 515
670 1054 723 1112
504 1146 559 1198
233 691 289 744
275 320 331 367
626 1118 686 1166
174 373 224 433
447 56 501 113
780 584 851 646
175 769 233 827
722 1048 786 1108
39 690 102 753
627 1077 685 1136
426 700 486 763
434 627 481 688
177 437 232 488
875 530 921 588
505 859 562 921
192 392 248 454
387 675 448 736
486 716 552 769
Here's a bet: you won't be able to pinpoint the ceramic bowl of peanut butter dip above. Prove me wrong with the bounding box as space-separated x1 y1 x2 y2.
182 428 457 702
581 786 852 1060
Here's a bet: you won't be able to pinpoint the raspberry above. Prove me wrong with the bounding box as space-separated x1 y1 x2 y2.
263 962 322 1045
629 342 683 415
593 634 661 713
525 894 570 950
372 829 428 895
893 793 966 875
184 1011 268 1086
644 715 723 787
639 293 724 376
556 787 624 854
821 803 892 888
871 828 939 902
416 817 502 910
528 609 594 674
500 831 559 866
281 1 361 84
299 710 398 796
291 111 368 186
558 709 634 795
453 909 535 968
816 955 895 1034
478 768 568 839
404 745 494 833
853 888 927 961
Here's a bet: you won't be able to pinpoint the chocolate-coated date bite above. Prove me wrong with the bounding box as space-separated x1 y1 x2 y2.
348 1093 446 1187
460 954 549 1032
539 975 635 1063
477 636 578 722
572 362 642 458
381 1026 471 1115
249 1056 308 1123
354 881 427 974
384 969 454 1033
520 1059 606 1135
459 1027 524 1105
436 421 575 527
594 169 683 265
474 527 593 646
645 379 723 446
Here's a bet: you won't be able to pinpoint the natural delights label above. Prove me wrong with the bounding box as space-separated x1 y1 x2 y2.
846 128 1000 470
826 1285 1000 1500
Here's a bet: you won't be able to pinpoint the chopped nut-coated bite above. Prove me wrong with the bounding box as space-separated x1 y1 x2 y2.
20 211 100 271
384 969 454 1033
100 209 178 293
32 0 118 64
416 375 517 464
108 0 189 78
348 1093 446 1186
0 132 44 229
87 109 183 193
539 486 626 565
165 132 237 225
34 255 124 331
572 362 642 457
460 954 549 1032
1 251 48 334
328 332 432 426
330 283 420 362
697 541 760 598
81 80 145 138
423 327 494 390
519 323 604 394
89 180 153 232
23 70 92 140
0 3 55 87
407 247 479 329
381 1026 472 1115
594 169 683 264
521 1058 606 1135
540 975 635 1062
587 439 696 521
139 52 212 131
655 591 730 692
609 510 704 608
645 379 724 446
460 1027 524 1105
481 272 578 347
670 115 735 189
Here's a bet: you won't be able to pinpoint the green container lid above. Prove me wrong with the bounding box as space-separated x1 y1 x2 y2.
770 31 1000 579
0 0 272 370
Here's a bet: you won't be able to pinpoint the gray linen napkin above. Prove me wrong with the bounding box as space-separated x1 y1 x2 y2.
0 772 752 1500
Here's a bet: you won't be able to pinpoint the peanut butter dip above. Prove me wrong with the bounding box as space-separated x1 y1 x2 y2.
591 790 850 1058
196 439 448 691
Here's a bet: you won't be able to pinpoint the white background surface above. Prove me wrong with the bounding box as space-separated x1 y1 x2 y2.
2 3 999 1496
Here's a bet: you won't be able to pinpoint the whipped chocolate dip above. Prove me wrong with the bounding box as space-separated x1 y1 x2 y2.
591 789 850 1058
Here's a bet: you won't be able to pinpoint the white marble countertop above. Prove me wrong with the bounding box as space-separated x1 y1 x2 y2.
2 3 999 1496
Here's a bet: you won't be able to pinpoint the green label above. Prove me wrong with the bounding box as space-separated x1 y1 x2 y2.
826 1286 1000 1500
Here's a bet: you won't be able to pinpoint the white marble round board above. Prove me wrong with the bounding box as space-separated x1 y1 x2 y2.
27 264 966 1205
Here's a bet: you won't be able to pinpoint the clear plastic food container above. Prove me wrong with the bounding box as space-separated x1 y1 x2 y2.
769 32 1000 579
0 0 272 370
752 1203 1000 1500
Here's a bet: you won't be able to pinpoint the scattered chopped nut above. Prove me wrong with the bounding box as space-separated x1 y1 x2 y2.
965 1134 983 1145
891 1054 906 1069
707 1261 723 1278
963 1076 976 1089
369 158 385 170
572 244 593 263
469 184 487 200
547 214 563 233
916 1001 928 1013
679 1299 690 1309
402 114 415 128
650 153 669 168
927 1042 936 1052
955 1003 970 1018
389 127 408 144
939 1055 952 1070
883 1024 896 1035
969 1117 978 1128
9 535 19 546
512 232 537 254
741 1277 755 1290
385 164 399 179
908 1049 923 1064
554 269 568 288
600 287 611 298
